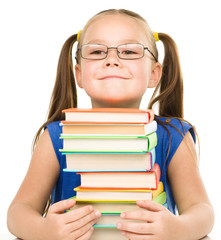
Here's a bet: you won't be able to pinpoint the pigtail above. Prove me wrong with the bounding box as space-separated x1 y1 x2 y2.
148 33 183 118
48 34 78 121
32 34 78 150
149 33 199 167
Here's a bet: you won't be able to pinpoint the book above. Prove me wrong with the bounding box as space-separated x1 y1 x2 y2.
62 108 154 124
92 193 167 226
152 192 167 206
69 185 166 213
92 197 167 228
63 148 155 172
60 132 157 153
152 181 163 199
71 199 143 212
74 181 163 201
95 212 144 225
60 107 165 239
89 227 126 240
76 163 160 190
74 188 152 201
61 120 157 136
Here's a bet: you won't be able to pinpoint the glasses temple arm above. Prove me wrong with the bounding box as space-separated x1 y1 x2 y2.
144 47 158 62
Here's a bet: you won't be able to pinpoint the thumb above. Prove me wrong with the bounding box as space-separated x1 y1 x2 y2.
136 200 165 212
48 198 76 214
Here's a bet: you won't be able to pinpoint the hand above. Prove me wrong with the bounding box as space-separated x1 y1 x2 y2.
43 199 101 240
116 200 180 240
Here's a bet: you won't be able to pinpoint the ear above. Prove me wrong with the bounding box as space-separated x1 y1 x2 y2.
148 62 162 88
75 64 83 88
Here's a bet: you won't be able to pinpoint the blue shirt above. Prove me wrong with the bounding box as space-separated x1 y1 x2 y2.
46 116 195 214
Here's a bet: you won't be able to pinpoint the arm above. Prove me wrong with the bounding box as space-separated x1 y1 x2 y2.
7 129 100 240
167 131 214 238
117 131 214 240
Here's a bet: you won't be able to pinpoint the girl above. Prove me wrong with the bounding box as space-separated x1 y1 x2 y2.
7 9 214 240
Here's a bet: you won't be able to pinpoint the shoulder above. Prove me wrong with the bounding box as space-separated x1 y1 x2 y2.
45 121 63 160
45 121 62 140
155 116 196 142
155 116 196 170
46 120 62 131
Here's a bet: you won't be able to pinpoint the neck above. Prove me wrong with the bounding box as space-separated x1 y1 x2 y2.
91 99 141 109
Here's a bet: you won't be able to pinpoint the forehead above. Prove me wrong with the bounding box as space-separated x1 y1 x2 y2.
83 14 148 45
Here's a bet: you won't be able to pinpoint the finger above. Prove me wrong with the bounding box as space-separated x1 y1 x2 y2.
66 209 100 230
70 219 96 239
65 205 100 223
48 199 76 214
76 227 94 240
136 200 165 212
117 221 154 234
120 210 155 222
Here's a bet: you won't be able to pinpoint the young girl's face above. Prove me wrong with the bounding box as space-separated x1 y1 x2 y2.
75 14 160 108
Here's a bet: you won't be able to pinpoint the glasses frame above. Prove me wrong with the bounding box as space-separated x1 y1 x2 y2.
77 43 158 62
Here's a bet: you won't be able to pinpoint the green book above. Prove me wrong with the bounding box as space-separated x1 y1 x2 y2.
153 192 167 205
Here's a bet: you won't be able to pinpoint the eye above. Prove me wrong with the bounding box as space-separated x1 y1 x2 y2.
122 49 138 55
90 50 106 55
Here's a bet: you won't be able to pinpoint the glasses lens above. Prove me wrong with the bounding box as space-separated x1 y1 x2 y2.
81 44 107 60
118 44 143 59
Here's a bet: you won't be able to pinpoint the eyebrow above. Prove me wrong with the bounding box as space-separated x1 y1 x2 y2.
86 39 140 45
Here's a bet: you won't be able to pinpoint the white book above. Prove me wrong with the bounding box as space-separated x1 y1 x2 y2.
61 120 157 136
60 132 157 153
64 148 155 172
62 108 154 123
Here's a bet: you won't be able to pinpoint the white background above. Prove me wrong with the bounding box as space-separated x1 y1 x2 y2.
0 0 220 238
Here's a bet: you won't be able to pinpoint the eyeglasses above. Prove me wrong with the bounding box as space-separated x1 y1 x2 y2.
77 43 158 62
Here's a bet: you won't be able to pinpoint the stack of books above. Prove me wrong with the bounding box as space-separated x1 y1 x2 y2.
59 108 166 240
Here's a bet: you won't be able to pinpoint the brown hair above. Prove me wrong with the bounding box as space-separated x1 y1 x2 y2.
148 33 183 118
32 33 78 149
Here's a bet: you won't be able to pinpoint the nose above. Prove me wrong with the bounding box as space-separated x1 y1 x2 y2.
103 48 122 67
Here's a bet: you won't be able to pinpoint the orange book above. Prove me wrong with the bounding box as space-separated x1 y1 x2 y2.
62 108 154 124
77 163 160 190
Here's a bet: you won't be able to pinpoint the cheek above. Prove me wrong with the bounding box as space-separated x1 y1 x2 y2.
82 61 101 81
81 63 92 79
80 62 97 86
79 62 103 97
128 62 151 86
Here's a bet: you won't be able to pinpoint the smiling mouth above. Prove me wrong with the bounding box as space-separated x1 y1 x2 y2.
98 76 130 80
